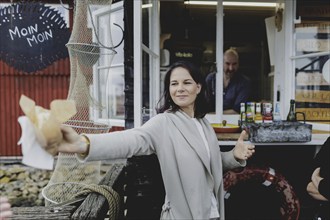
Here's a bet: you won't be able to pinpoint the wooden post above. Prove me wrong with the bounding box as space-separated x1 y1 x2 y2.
71 163 125 220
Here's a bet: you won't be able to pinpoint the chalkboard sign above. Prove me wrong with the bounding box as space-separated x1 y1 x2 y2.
0 3 70 73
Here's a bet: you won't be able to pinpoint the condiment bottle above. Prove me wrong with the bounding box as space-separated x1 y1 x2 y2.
246 102 254 123
263 102 273 122
273 102 282 122
286 99 297 122
240 102 246 122
254 102 263 123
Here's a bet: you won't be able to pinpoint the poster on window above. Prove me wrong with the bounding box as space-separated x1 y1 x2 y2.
295 22 330 121
0 2 70 73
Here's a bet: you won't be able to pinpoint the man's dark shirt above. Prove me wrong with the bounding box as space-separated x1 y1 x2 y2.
205 72 251 113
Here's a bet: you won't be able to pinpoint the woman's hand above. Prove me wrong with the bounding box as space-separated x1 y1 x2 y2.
233 130 255 161
55 125 89 155
0 197 12 220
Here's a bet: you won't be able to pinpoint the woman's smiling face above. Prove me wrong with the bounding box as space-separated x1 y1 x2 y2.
169 67 201 117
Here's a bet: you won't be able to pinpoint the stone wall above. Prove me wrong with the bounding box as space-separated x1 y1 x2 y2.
0 164 53 207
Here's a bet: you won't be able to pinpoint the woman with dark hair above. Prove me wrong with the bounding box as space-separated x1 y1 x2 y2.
50 60 255 220
157 60 209 117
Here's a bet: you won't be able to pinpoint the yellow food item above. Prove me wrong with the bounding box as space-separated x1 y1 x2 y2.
19 95 77 155
35 106 51 129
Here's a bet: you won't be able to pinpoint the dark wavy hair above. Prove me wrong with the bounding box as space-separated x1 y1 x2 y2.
156 61 209 118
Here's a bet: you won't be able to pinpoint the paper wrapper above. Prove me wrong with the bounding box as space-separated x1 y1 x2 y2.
18 95 76 169
18 116 54 170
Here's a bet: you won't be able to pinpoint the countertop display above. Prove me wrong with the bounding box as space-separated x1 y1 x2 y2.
217 133 329 146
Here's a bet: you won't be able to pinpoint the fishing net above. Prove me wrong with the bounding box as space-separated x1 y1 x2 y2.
42 0 118 207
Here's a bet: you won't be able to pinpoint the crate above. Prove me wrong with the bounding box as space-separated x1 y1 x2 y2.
244 121 312 143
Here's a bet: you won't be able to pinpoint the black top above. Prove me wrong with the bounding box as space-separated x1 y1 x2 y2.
313 137 330 200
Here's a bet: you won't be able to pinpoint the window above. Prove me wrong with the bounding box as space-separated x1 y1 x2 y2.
159 1 276 124
92 1 125 127
134 0 160 127
292 1 330 126
138 0 329 131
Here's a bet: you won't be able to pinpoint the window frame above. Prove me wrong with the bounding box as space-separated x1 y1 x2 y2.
134 0 160 127
92 1 125 127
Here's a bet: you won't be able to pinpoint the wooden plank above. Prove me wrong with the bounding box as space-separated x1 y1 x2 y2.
296 108 330 121
11 205 76 220
296 72 329 86
71 163 125 220
295 89 330 103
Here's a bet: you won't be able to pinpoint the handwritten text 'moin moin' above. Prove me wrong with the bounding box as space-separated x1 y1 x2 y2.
8 24 53 47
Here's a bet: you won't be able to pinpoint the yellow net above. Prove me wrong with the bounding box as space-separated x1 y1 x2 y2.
42 0 117 206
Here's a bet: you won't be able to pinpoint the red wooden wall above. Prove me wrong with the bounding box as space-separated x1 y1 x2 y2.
0 59 71 156
0 1 124 157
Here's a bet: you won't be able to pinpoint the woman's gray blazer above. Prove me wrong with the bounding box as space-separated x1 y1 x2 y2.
83 110 245 220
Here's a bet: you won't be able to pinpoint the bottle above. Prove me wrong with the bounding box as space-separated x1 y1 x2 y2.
246 102 254 123
255 103 263 123
251 102 256 121
286 99 297 122
273 102 282 122
262 102 273 123
240 102 246 122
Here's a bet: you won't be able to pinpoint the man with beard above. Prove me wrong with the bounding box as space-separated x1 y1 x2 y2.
206 48 251 114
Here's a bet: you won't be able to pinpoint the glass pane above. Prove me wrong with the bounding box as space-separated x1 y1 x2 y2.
98 66 125 119
107 66 125 119
160 1 213 69
294 2 330 121
140 0 159 124
160 1 275 120
221 5 275 115
160 0 216 116
93 2 125 121
97 68 109 118
97 6 124 66
142 0 151 47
